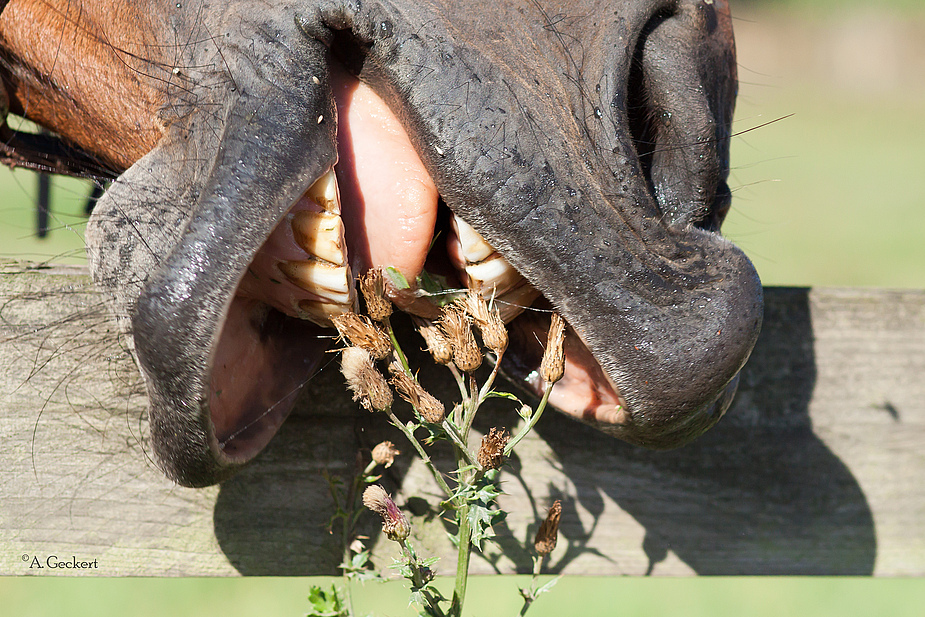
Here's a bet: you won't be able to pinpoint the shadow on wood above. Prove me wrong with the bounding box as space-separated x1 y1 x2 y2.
531 289 875 575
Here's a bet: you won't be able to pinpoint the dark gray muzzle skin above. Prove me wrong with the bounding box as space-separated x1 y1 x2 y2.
85 0 761 487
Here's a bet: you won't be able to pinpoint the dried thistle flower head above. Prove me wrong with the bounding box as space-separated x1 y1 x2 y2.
477 427 510 471
341 347 393 412
363 485 411 542
439 306 482 373
417 321 453 365
371 441 400 468
463 289 492 325
534 500 562 556
389 364 446 424
464 290 508 355
360 267 392 322
540 313 566 384
333 313 392 360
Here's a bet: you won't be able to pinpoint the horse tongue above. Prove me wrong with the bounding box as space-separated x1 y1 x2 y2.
329 63 441 317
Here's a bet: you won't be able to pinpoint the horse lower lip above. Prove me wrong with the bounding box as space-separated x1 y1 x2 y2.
503 305 629 430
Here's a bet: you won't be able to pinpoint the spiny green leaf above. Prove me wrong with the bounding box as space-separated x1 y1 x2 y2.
483 468 501 482
305 584 347 617
468 503 506 551
535 576 561 596
416 421 448 445
421 556 440 569
416 269 455 298
351 568 386 583
408 589 426 608
341 549 372 573
472 482 502 503
390 558 415 580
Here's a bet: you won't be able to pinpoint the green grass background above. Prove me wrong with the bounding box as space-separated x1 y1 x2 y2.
2 577 925 617
2 1 924 615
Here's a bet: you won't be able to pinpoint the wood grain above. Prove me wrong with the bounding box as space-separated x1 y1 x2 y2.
1 261 922 576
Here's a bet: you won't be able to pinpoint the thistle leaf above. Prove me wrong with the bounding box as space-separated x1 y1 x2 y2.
385 267 411 290
536 576 562 596
305 585 347 617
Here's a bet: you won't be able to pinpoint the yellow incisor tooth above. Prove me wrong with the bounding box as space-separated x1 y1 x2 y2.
297 299 354 326
291 210 347 265
451 214 540 322
494 281 541 324
307 169 341 214
452 215 494 263
465 255 526 296
278 260 355 305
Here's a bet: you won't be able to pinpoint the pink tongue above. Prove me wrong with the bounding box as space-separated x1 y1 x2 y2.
506 306 629 428
329 63 441 314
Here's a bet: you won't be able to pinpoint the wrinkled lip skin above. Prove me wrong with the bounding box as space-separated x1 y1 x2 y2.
71 0 763 488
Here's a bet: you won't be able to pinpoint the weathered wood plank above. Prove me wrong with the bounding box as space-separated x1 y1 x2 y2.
1 261 923 576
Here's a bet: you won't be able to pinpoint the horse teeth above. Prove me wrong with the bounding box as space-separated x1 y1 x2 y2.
494 281 541 323
291 210 347 265
449 214 539 322
452 215 494 263
278 260 354 299
464 254 525 295
307 170 341 214
297 299 354 326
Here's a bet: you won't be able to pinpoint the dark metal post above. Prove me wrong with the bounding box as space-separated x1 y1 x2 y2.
36 172 50 238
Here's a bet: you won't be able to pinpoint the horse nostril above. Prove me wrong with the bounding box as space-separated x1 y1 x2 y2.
626 9 673 209
625 1 736 232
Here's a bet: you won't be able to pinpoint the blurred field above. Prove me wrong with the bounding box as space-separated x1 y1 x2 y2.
2 1 924 616
725 5 925 288
2 577 925 617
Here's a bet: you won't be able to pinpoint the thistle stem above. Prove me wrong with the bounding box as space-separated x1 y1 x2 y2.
450 500 472 617
399 540 447 617
461 373 479 436
338 458 379 616
384 318 411 374
504 384 553 457
386 409 454 498
476 350 504 405
448 363 468 403
442 419 480 469
532 552 544 577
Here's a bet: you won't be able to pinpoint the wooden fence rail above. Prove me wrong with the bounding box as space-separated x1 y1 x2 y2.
1 261 923 576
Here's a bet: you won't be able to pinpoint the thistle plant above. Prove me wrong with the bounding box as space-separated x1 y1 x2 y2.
518 501 563 615
309 267 565 617
315 440 395 617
